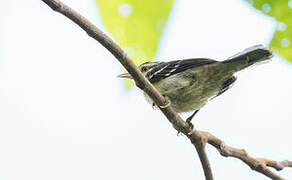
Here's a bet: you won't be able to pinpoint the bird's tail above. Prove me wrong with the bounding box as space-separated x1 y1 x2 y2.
222 45 273 72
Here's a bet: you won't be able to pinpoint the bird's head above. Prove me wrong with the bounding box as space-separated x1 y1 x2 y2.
117 61 160 79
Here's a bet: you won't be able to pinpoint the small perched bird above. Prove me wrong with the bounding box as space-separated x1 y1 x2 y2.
118 45 273 127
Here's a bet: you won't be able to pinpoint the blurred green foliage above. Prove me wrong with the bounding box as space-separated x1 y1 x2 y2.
96 0 174 88
246 0 292 62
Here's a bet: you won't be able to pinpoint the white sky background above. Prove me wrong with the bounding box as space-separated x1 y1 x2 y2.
0 0 292 180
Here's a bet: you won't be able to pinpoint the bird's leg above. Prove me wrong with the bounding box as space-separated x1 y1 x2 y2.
186 110 200 131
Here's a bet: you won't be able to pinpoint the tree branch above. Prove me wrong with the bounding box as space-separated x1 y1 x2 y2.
41 0 292 179
192 131 291 180
193 137 214 180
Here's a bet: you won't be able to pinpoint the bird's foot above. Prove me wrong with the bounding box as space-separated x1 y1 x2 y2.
152 95 171 109
186 118 194 135
175 118 194 136
152 102 158 110
187 122 194 135
159 95 171 109
177 131 184 136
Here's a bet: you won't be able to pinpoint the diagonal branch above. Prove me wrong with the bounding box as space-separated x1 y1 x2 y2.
41 0 291 179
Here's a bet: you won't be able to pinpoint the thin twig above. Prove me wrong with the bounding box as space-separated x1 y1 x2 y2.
41 0 291 179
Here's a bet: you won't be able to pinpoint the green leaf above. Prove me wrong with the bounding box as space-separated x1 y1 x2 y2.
245 0 292 62
96 0 174 89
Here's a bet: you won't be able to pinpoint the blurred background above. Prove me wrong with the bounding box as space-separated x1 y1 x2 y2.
0 0 291 179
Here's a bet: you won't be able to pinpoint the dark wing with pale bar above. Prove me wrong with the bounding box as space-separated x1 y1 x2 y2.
146 58 217 83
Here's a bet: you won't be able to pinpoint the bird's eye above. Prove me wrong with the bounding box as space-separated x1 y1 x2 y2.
141 67 147 72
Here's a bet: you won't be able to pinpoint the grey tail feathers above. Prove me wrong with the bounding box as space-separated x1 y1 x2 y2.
222 45 273 72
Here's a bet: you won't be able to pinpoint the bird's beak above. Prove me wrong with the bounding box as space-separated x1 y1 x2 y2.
117 73 133 79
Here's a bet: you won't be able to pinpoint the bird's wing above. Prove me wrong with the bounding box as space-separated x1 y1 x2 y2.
147 58 217 83
211 76 237 100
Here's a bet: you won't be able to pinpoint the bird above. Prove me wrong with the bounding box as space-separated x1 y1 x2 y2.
118 45 273 128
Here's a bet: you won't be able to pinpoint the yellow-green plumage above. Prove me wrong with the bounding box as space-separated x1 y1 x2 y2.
140 45 273 113
145 62 233 112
